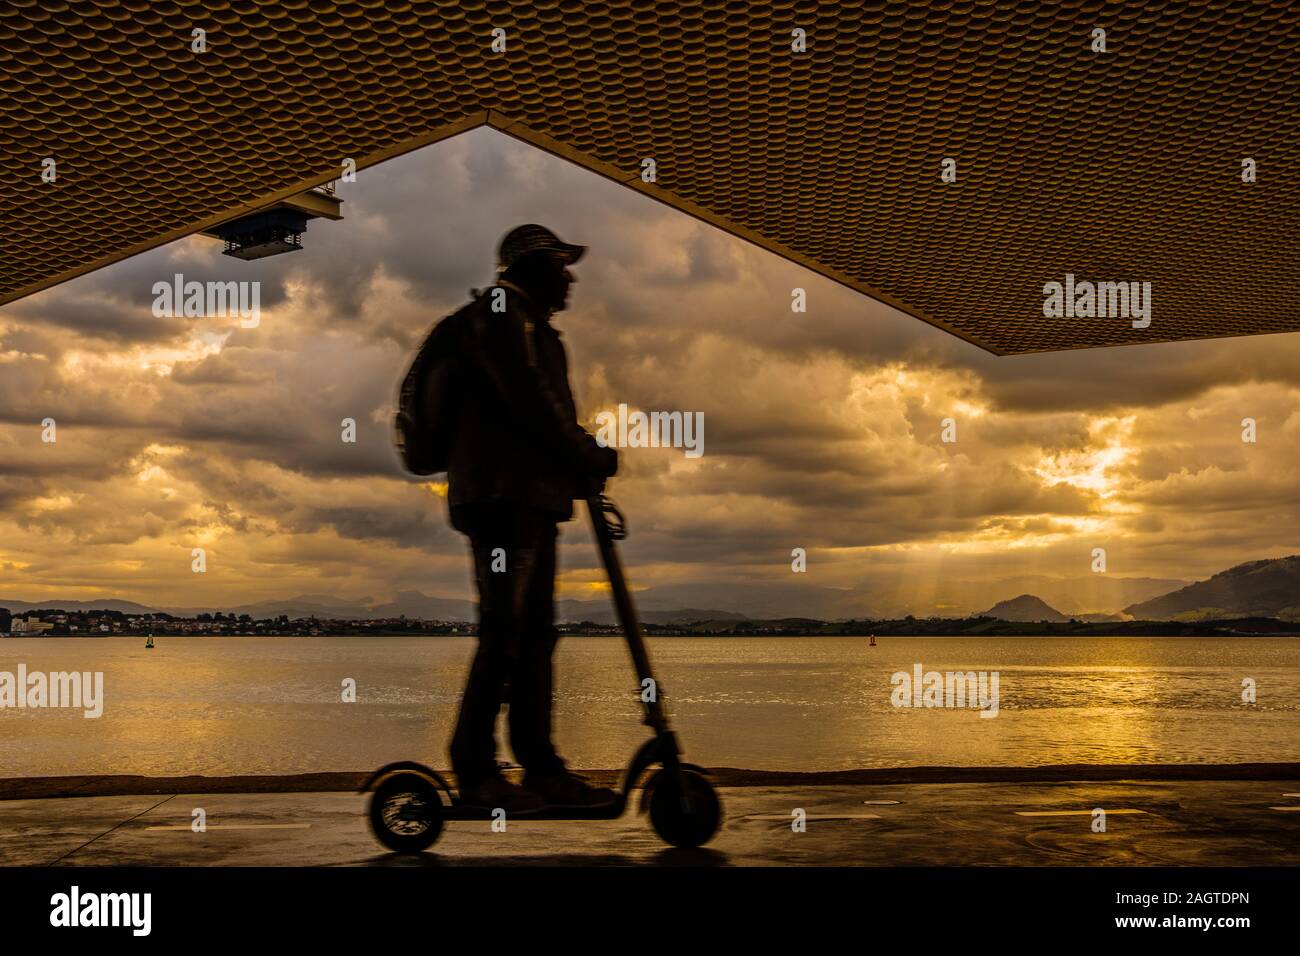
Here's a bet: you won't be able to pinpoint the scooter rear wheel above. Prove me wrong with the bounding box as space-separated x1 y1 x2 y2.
369 771 444 853
647 768 722 848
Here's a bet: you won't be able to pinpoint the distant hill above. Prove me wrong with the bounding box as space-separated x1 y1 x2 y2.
555 601 747 625
981 594 1071 623
163 594 381 620
596 581 873 620
1125 556 1300 621
0 598 157 615
169 592 475 621
0 590 744 625
868 573 1185 617
977 575 1184 616
363 591 476 621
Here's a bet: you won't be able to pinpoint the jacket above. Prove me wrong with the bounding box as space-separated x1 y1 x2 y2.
443 284 616 519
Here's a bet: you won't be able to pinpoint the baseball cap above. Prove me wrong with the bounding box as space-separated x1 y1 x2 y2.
497 224 586 271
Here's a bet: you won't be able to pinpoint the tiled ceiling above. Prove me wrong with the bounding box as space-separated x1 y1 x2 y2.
1 0 1297 354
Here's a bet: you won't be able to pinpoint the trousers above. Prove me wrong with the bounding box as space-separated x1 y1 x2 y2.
448 504 567 785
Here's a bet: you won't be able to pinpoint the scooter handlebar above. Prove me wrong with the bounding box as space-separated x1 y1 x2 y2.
588 494 628 541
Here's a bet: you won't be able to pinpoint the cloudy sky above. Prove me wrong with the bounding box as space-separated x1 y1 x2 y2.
1 128 1297 617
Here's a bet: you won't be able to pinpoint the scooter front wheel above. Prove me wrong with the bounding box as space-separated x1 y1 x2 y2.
369 771 444 853
647 768 722 848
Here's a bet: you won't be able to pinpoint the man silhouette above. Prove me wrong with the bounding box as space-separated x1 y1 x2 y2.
443 224 619 812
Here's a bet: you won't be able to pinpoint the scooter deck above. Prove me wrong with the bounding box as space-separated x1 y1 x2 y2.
438 798 629 821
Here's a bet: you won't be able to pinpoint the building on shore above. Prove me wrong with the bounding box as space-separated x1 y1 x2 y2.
10 615 54 635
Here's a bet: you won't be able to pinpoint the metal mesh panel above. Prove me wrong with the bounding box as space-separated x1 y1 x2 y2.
1 1 1296 353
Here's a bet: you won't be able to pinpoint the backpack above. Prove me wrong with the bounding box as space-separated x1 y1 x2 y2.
394 299 477 475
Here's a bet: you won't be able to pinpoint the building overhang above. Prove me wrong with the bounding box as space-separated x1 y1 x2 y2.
1 2 1296 355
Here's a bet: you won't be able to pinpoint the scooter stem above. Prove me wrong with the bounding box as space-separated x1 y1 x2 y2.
586 495 671 735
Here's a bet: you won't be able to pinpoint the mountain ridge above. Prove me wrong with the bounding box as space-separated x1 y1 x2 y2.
1124 555 1300 621
3 556 1294 624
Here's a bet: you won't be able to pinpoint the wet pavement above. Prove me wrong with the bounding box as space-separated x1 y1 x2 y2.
4 777 1300 866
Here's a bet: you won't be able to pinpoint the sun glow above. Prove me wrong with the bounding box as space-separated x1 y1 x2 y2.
1033 415 1136 500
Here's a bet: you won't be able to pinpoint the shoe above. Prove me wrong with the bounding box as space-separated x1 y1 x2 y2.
524 771 618 809
458 775 545 815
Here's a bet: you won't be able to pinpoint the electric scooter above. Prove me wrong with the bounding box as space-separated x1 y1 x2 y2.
362 495 723 852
